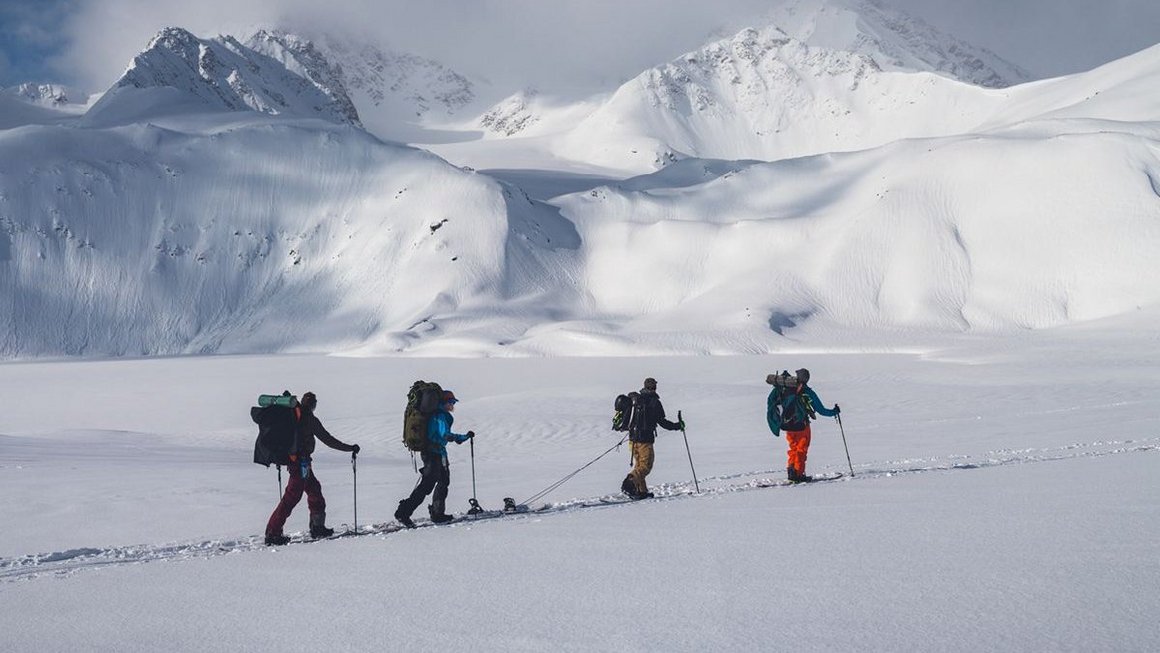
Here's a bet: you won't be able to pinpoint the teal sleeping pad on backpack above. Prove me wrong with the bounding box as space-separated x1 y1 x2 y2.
258 393 298 408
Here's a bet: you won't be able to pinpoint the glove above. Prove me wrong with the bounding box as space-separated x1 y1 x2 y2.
466 431 475 440
678 419 686 430
351 444 360 455
833 405 841 415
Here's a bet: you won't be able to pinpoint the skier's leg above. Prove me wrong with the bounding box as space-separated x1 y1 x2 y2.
631 442 655 495
785 426 812 479
397 452 440 518
798 425 812 476
266 467 306 537
431 456 451 517
304 466 328 532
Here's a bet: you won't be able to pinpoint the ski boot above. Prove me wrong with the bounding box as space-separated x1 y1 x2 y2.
265 533 291 546
787 467 812 483
429 500 454 524
394 501 416 529
309 514 335 539
621 475 636 495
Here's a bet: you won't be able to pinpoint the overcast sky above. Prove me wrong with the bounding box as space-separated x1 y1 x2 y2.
1 0 1158 92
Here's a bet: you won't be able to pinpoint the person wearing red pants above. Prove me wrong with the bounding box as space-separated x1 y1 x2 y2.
265 392 359 545
766 369 839 482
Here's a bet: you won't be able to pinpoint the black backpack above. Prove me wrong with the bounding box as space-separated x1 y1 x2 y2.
403 380 443 451
612 392 640 432
251 391 298 467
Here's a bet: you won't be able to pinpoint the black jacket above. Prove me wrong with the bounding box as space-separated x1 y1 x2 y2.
294 408 355 456
628 390 681 443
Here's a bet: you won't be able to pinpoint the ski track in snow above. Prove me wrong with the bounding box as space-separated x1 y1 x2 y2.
2 437 1156 583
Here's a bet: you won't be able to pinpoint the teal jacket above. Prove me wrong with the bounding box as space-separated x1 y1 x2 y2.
767 386 838 434
427 410 470 456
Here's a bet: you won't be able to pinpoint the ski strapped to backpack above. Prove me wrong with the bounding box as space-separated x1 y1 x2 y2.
251 391 298 467
403 380 444 451
765 371 816 433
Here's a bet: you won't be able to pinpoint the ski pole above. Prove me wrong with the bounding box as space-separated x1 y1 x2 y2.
277 464 283 499
678 411 701 493
351 451 358 532
468 436 483 514
836 412 854 477
521 434 629 506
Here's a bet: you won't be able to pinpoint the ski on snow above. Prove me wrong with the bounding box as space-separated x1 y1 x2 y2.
755 472 845 488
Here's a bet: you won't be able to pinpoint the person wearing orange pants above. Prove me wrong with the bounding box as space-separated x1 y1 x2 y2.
785 425 812 480
767 368 839 482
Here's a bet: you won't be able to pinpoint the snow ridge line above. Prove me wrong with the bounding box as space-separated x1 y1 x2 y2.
2 438 1155 583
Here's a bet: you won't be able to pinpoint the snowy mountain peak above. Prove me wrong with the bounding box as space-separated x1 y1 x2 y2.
85 26 361 126
478 89 541 136
553 25 906 168
285 30 481 141
655 25 883 106
3 82 85 107
308 33 477 117
242 29 360 124
765 0 1031 87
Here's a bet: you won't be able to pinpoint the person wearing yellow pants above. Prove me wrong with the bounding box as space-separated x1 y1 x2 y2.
620 377 683 499
767 369 840 482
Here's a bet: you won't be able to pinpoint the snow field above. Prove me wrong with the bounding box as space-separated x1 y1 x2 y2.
2 328 1159 650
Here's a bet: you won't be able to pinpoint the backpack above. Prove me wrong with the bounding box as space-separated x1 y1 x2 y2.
766 371 816 432
612 392 640 432
251 391 298 467
403 380 443 451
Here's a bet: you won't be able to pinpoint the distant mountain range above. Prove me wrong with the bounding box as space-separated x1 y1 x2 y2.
1 5 1158 358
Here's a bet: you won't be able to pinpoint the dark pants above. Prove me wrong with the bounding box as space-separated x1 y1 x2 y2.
397 451 451 518
266 458 326 537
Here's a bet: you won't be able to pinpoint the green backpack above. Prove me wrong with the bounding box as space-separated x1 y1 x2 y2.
403 381 443 451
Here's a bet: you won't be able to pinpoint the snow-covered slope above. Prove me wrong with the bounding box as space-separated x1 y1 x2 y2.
0 84 91 129
2 83 89 109
0 113 580 358
471 0 1030 165
553 26 1012 172
83 27 361 128
552 130 1160 342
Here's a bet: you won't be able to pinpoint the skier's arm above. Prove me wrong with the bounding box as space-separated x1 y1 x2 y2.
804 388 839 418
656 402 681 431
312 416 356 452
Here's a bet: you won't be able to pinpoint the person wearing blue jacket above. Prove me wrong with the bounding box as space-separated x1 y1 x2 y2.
767 369 840 482
394 390 474 527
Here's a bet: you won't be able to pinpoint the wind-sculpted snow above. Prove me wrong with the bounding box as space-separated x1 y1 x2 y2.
555 130 1160 334
0 117 579 358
